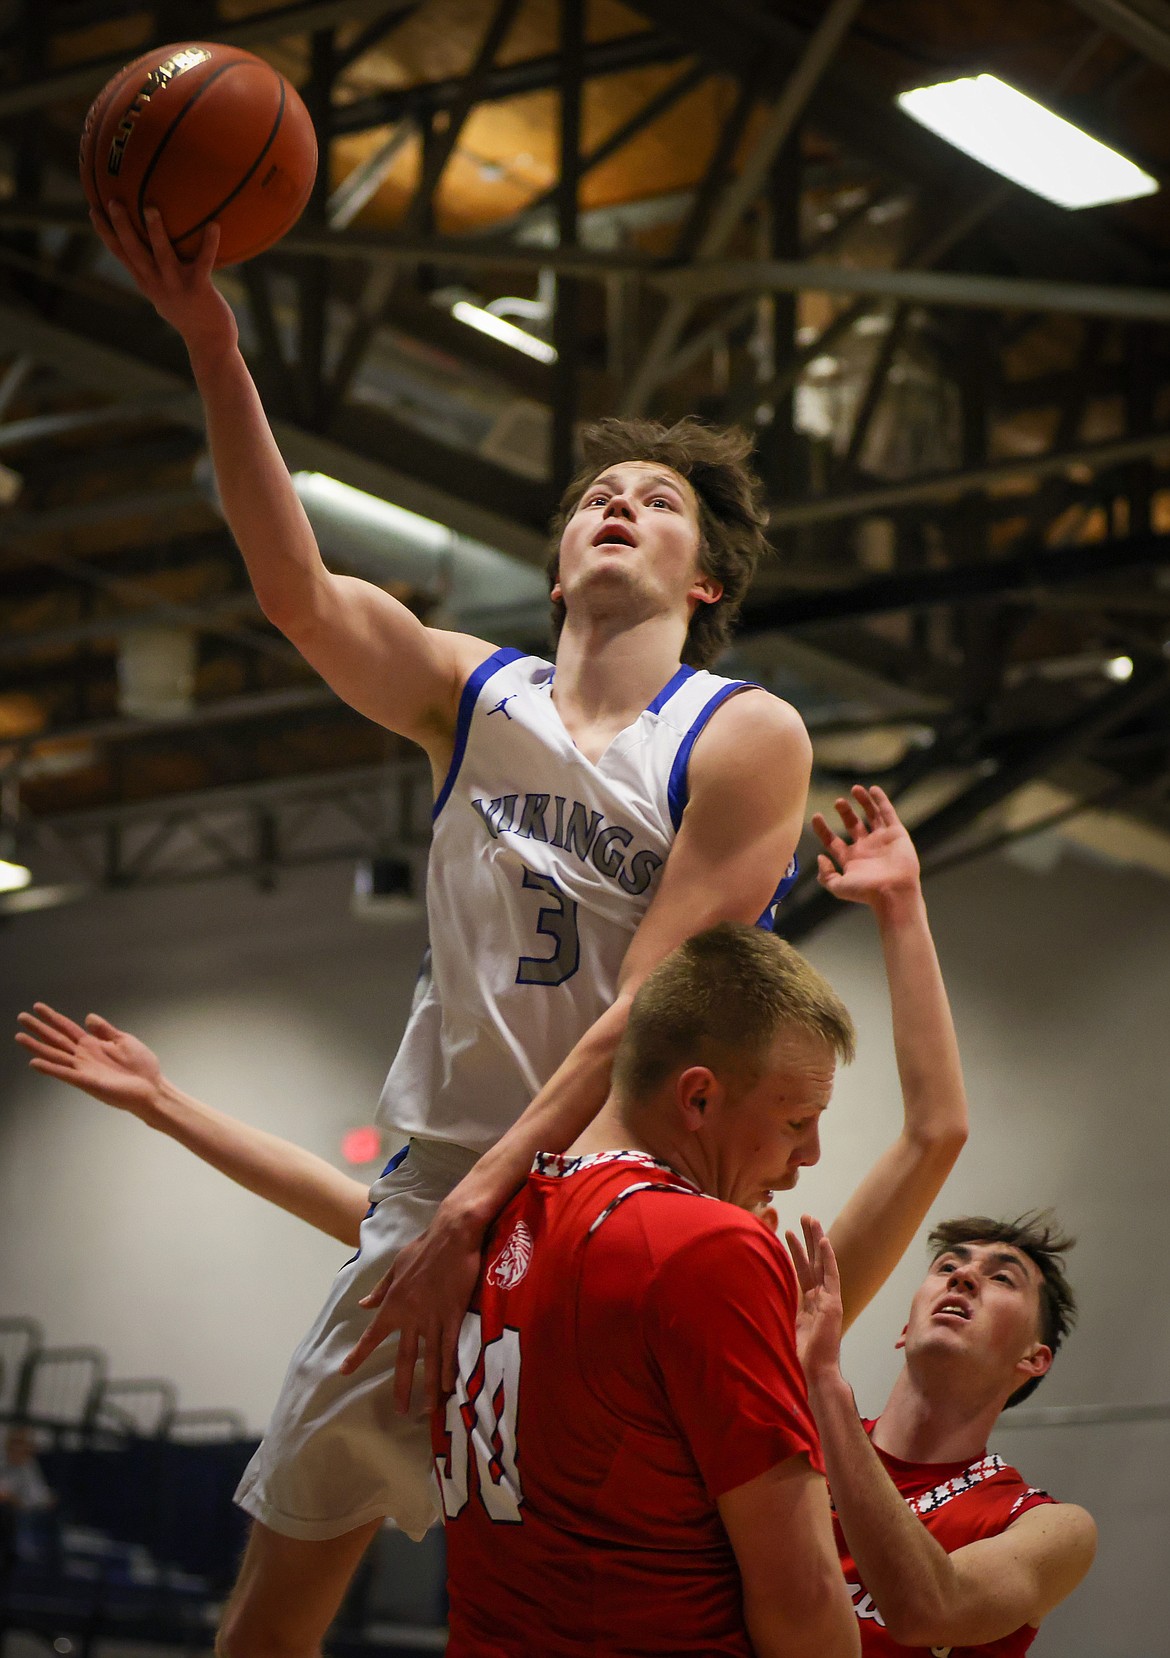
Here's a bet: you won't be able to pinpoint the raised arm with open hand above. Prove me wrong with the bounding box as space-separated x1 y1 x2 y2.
16 1002 368 1247
17 1002 164 1118
818 784 969 1329
785 1213 846 1387
811 782 920 907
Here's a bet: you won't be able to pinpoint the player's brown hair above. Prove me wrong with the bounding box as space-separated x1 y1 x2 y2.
928 1212 1078 1408
546 417 770 668
613 922 855 1107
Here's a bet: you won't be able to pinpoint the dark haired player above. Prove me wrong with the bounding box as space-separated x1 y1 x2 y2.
787 1213 1097 1658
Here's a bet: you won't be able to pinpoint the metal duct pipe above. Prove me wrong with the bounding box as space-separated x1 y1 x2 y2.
196 458 551 642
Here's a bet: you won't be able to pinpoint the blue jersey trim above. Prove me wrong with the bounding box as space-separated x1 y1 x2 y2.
666 681 751 830
432 647 527 821
756 855 800 931
645 663 696 715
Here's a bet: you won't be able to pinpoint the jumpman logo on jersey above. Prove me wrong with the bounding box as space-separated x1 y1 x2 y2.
488 694 517 720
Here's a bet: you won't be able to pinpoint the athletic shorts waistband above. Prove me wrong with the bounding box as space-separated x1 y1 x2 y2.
399 1135 481 1181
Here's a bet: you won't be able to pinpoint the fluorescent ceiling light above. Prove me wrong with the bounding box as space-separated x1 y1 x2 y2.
898 75 1158 209
0 858 32 893
1105 654 1134 681
451 301 558 363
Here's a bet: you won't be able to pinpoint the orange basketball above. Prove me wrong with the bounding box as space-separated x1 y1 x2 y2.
80 42 317 266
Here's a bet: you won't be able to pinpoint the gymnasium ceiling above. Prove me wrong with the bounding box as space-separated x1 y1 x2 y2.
3 0 1170 929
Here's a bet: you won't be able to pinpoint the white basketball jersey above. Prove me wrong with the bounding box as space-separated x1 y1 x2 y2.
376 649 797 1155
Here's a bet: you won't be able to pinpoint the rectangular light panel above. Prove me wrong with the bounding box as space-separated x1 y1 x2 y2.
452 301 558 363
898 74 1158 209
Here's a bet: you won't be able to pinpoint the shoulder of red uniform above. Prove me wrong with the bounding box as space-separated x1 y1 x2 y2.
607 1183 796 1283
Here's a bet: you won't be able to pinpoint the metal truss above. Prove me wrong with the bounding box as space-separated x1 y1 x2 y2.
2 0 1170 932
777 665 1170 942
13 760 434 896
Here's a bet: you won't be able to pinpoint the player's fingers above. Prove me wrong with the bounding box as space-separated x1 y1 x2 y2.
143 205 182 282
810 816 846 862
819 1233 840 1288
15 1034 59 1063
784 1229 813 1289
193 220 220 281
869 783 897 827
835 795 865 836
17 1014 75 1054
809 812 835 849
851 783 877 826
15 1033 72 1065
392 1329 420 1414
27 1059 77 1083
84 1013 121 1039
340 1309 385 1377
801 1217 836 1293
357 1265 395 1310
421 1324 443 1412
31 1003 87 1041
106 200 156 278
816 855 844 893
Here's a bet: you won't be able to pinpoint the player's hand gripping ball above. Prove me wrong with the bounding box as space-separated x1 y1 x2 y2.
80 42 317 266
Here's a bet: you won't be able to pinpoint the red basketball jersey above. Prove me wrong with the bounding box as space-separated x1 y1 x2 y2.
837 1423 1056 1658
433 1149 824 1657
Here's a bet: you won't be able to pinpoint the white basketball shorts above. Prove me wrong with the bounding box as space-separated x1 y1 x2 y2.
235 1135 479 1543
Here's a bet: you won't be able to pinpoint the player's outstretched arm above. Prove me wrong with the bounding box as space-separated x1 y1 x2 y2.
817 785 968 1330
16 1003 369 1248
89 204 493 754
341 691 813 1403
787 1220 1097 1648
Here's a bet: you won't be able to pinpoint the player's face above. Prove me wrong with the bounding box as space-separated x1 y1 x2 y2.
711 1028 836 1210
900 1241 1052 1395
554 461 721 629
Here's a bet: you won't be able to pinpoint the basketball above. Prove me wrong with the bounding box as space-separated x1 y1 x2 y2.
80 41 317 267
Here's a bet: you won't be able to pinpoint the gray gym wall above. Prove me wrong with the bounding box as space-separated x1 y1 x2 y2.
0 845 1166 1657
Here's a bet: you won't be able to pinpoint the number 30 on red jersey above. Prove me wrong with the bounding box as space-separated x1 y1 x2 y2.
436 1312 524 1524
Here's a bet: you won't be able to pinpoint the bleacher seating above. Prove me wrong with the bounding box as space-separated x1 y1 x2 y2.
0 1317 447 1657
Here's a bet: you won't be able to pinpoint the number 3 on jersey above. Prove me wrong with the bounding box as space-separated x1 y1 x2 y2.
516 866 580 986
437 1312 524 1523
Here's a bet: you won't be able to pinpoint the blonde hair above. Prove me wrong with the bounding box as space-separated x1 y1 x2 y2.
613 922 855 1102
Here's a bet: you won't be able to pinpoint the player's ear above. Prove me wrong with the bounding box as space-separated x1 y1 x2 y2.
550 579 563 602
677 1065 718 1130
756 1204 779 1235
1016 1343 1053 1386
688 570 723 608
894 1323 908 1351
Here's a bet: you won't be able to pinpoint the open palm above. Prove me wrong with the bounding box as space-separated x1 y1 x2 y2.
786 1215 845 1383
811 783 919 906
16 1003 162 1118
